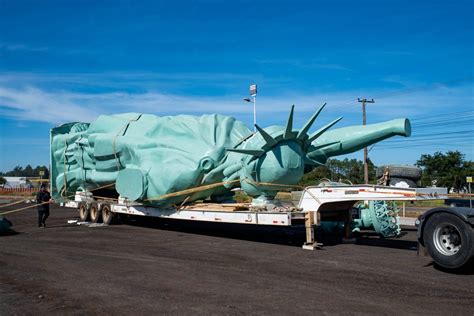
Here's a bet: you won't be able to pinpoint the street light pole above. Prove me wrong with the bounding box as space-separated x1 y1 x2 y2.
358 98 375 184
253 95 256 131
243 84 258 132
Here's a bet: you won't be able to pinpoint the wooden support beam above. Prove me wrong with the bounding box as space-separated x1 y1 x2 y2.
302 211 322 250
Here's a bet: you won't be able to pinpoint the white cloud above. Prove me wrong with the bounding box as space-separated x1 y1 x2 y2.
0 85 326 124
0 86 98 123
0 72 472 128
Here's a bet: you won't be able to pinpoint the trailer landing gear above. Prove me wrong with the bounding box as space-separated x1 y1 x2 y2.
302 212 323 250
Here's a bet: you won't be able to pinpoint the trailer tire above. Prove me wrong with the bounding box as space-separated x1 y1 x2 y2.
101 204 115 225
376 165 422 181
423 213 474 269
78 203 89 221
89 203 101 223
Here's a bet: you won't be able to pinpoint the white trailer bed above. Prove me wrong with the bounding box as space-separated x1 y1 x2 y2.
64 185 448 249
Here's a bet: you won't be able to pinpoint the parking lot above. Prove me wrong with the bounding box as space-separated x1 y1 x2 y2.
1 204 473 315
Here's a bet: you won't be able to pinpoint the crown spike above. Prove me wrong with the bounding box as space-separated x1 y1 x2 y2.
226 148 265 157
284 105 295 139
255 124 278 147
308 117 343 142
297 102 327 140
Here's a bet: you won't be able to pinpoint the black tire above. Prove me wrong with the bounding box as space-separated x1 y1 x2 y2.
389 177 417 188
376 165 422 181
423 213 474 269
89 203 101 223
78 203 90 221
101 204 115 225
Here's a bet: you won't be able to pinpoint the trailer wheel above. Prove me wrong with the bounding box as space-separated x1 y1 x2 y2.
89 203 101 223
101 204 115 225
423 213 474 269
78 203 89 221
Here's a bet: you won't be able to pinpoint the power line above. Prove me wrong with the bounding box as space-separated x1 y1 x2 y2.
410 114 474 126
373 140 473 148
410 110 474 122
381 136 473 144
377 139 471 148
373 144 473 150
324 76 474 113
382 130 474 142
413 123 474 130
375 138 474 147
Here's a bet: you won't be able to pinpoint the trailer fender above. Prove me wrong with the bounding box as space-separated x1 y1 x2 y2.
417 207 474 246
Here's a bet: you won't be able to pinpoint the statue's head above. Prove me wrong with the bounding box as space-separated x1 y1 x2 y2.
227 104 342 198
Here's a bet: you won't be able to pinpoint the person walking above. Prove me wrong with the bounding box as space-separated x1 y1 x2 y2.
36 184 52 228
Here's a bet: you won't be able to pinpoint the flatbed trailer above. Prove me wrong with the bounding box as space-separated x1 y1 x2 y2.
64 185 474 270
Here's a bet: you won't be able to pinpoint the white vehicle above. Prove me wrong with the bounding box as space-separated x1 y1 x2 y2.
64 184 474 270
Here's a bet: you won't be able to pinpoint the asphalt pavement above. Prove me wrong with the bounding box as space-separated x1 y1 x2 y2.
1 204 473 315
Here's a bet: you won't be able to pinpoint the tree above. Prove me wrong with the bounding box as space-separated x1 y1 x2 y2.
23 165 34 177
0 165 50 177
6 166 23 176
299 158 377 186
416 151 473 192
0 176 6 186
299 164 332 187
34 165 50 179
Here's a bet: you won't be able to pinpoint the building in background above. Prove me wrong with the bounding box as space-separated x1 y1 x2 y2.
2 177 32 189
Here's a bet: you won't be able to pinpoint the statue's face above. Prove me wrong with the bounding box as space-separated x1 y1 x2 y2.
255 140 305 184
239 140 305 198
229 103 343 199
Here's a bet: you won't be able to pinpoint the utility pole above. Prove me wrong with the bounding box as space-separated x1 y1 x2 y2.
358 98 375 184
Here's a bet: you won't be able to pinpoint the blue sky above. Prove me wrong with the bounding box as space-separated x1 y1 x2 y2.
0 0 473 171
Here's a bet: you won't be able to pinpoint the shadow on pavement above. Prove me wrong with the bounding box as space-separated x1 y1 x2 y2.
431 261 474 275
354 232 418 251
123 216 343 247
123 215 423 251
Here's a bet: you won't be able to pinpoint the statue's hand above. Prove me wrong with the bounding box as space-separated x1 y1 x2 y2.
201 161 232 184
201 160 242 189
222 162 242 188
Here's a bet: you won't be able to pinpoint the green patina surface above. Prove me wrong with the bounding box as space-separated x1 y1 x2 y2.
50 105 411 206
